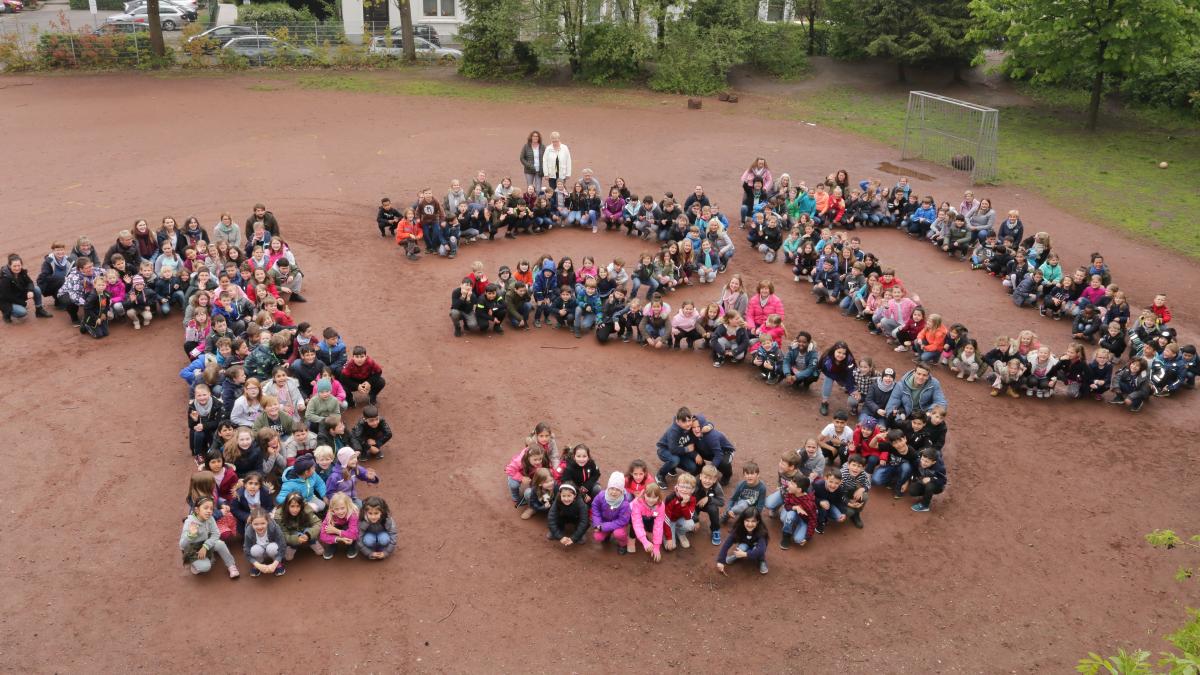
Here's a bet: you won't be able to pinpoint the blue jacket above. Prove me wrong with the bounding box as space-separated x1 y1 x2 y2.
179 353 225 387
276 466 327 504
782 343 818 378
533 269 558 302
655 414 708 460
575 289 603 320
885 370 948 416
694 428 734 467
316 338 347 373
912 205 936 223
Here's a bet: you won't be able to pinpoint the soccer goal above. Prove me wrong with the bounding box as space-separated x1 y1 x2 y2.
901 91 999 185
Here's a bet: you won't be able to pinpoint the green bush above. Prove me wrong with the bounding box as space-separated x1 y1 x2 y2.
578 22 653 85
1119 51 1200 118
458 0 525 79
37 32 174 68
67 0 123 10
649 21 744 95
745 21 809 79
237 2 317 24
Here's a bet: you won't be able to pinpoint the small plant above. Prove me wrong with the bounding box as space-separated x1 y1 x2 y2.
1146 530 1200 581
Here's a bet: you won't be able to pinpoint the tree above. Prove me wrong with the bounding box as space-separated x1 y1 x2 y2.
802 0 821 56
827 0 978 82
395 0 415 61
458 0 525 78
147 0 164 57
970 0 1200 130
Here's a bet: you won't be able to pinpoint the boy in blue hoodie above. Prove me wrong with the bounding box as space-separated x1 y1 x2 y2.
276 454 327 514
573 278 603 339
317 327 348 376
532 259 558 327
654 407 710 488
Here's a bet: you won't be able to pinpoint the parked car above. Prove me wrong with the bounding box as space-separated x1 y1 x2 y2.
120 0 197 21
222 35 314 65
107 5 189 30
123 0 195 12
369 35 460 61
186 24 257 51
1 0 24 12
389 23 441 46
93 21 149 35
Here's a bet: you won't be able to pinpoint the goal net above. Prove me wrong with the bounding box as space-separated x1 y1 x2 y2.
901 91 999 184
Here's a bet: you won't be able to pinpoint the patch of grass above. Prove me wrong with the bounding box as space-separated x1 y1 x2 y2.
247 83 281 91
782 87 1200 258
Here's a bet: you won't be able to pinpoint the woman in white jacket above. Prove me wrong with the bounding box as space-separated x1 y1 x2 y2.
542 131 572 191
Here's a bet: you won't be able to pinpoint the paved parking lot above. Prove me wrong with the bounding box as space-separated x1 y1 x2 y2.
0 0 198 46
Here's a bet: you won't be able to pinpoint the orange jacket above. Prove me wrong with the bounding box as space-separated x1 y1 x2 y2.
395 219 423 243
917 324 949 353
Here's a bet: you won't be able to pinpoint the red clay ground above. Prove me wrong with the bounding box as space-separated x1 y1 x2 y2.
0 72 1197 672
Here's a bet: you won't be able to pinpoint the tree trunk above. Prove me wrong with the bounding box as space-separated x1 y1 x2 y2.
397 0 416 61
897 60 906 82
147 0 164 57
806 5 816 55
1086 39 1108 131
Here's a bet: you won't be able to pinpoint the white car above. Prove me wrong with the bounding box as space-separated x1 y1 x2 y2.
368 35 461 61
123 0 196 15
107 5 189 30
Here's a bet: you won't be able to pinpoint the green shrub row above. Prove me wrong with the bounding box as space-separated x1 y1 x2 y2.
36 32 174 68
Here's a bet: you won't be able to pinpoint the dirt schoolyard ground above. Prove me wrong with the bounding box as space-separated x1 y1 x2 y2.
0 73 1196 672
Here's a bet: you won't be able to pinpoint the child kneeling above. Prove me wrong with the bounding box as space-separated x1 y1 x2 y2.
357 496 397 560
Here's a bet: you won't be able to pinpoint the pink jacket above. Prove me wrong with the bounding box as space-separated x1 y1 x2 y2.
318 508 359 545
758 324 785 347
630 497 667 553
310 378 347 402
577 265 599 282
745 294 784 332
671 310 699 333
506 448 536 481
882 297 916 325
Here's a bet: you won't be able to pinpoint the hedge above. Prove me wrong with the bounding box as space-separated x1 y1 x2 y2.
37 32 172 68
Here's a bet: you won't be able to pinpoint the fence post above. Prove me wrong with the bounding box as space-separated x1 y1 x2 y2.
135 31 140 67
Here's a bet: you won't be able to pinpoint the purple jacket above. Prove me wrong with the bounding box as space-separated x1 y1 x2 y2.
589 494 631 533
324 465 379 500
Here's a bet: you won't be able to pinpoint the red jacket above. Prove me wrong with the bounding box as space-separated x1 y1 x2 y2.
664 494 697 521
468 272 489 297
395 218 423 244
625 474 653 497
341 356 382 380
855 427 886 462
1152 304 1172 325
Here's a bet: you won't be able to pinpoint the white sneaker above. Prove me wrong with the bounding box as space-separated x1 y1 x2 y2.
794 275 800 282
131 319 141 330
679 532 690 549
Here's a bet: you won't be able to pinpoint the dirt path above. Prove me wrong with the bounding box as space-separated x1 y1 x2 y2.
0 73 1196 672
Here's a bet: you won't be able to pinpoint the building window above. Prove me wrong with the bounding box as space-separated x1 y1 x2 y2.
765 0 787 22
423 0 455 16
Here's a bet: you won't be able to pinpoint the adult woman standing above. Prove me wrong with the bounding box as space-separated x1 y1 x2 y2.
542 131 572 192
520 131 544 190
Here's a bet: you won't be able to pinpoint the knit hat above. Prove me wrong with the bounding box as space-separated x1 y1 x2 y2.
317 379 332 394
859 416 878 431
337 447 357 467
558 481 578 495
882 367 896 378
293 454 315 473
607 472 624 491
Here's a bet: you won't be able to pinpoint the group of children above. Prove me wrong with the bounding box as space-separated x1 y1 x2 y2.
733 161 1196 413
8 208 403 580
505 409 949 575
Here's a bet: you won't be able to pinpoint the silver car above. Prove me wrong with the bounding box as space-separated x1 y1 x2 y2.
106 5 189 30
186 24 258 50
223 36 315 65
369 35 461 61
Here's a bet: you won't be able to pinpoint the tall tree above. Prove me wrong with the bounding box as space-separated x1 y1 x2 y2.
458 0 525 77
827 0 978 82
803 0 821 56
970 0 1200 130
147 0 164 57
395 0 415 61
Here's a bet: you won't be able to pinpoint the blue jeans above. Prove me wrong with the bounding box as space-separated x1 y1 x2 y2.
764 489 784 514
423 221 443 250
7 286 44 318
573 307 597 335
727 541 765 563
630 277 658 300
507 477 523 504
655 450 698 482
509 301 533 327
917 350 939 363
669 517 696 539
820 375 857 407
873 463 913 495
362 532 391 550
567 210 583 225
817 503 843 527
780 510 809 543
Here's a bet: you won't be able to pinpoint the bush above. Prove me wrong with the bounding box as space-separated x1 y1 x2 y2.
37 32 173 68
237 2 317 24
67 0 123 9
578 22 653 85
745 21 809 79
458 0 525 79
649 21 744 95
1119 51 1200 118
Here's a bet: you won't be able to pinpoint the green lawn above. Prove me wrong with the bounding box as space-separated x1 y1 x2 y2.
778 87 1200 258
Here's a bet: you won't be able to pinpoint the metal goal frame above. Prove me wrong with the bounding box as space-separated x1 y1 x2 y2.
901 91 999 185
